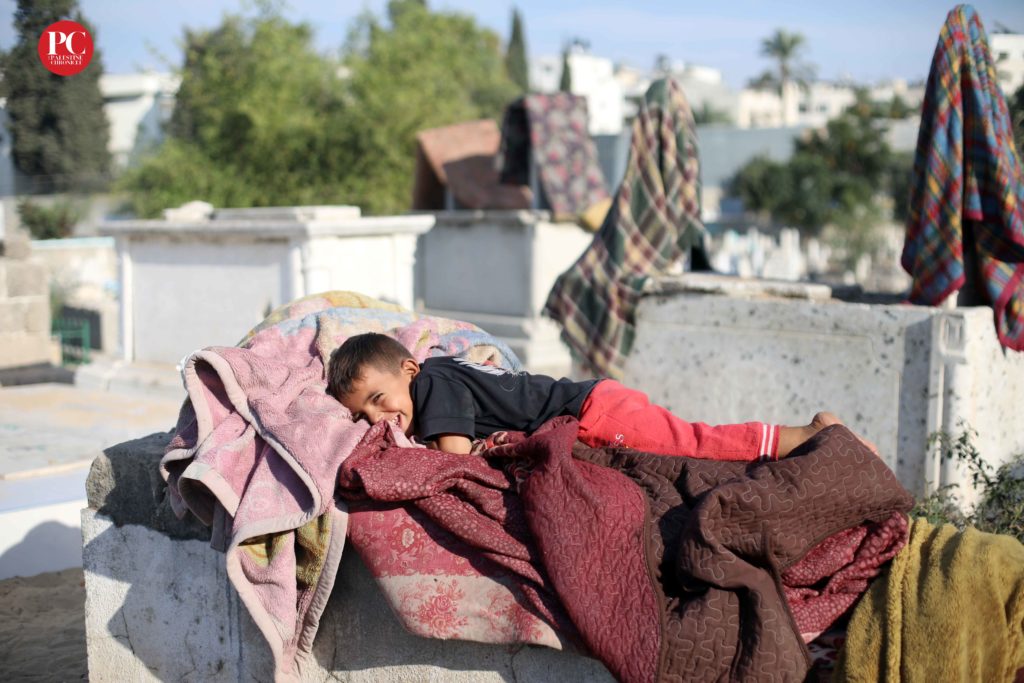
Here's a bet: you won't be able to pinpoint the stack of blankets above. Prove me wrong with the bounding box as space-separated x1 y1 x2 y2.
162 291 1024 682
161 292 530 679
340 416 912 682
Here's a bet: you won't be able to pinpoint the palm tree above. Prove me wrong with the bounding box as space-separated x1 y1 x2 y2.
760 29 814 125
760 29 809 93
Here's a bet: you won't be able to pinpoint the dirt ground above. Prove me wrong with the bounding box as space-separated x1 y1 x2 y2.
0 568 88 682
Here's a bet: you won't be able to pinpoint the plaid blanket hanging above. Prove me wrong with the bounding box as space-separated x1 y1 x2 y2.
902 4 1024 350
543 78 707 378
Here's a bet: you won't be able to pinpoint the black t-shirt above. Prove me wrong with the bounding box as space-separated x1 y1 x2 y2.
410 357 599 441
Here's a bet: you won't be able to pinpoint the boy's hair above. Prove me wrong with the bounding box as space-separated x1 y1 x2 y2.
327 332 414 399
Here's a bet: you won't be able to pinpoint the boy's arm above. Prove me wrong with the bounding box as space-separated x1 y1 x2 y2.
431 433 473 455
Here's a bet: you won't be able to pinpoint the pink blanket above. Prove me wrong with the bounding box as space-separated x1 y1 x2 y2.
160 294 526 679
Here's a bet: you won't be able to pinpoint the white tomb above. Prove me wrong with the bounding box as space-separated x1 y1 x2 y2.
98 205 434 365
622 273 1024 500
417 210 594 376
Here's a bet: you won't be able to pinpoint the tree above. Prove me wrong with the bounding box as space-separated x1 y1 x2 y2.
339 0 519 213
887 94 914 119
0 0 111 193
759 29 813 95
505 8 529 92
559 48 572 92
17 198 81 239
887 151 914 224
730 95 894 251
730 156 792 219
120 1 517 216
747 70 778 91
119 10 352 215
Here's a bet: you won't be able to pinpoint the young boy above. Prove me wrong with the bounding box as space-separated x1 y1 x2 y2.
328 332 870 460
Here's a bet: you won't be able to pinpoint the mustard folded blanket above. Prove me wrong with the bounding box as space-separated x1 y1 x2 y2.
834 517 1024 682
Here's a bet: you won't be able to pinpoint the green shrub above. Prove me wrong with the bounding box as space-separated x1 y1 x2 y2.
912 423 1024 542
17 199 81 240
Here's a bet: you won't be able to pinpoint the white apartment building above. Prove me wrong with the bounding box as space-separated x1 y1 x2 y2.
99 72 179 169
992 30 1024 96
735 83 802 129
529 47 625 135
868 78 925 112
669 64 737 125
796 81 857 128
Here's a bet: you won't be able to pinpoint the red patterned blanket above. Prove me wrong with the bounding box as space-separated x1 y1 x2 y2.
338 418 913 682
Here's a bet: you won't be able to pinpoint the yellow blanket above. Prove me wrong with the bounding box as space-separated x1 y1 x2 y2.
835 517 1024 682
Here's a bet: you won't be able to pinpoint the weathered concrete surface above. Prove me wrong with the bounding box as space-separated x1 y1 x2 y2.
83 510 233 682
83 432 615 682
0 247 58 369
0 383 182 477
624 274 1024 498
86 431 208 542
0 383 183 578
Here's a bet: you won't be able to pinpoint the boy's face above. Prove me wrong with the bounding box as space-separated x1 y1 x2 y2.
339 358 419 436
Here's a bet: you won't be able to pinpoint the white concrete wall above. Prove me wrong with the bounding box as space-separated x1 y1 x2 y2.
992 32 1024 95
30 236 120 352
102 207 432 366
82 509 614 682
127 238 290 363
304 233 417 310
622 275 1024 499
418 211 594 374
29 237 118 299
0 247 59 368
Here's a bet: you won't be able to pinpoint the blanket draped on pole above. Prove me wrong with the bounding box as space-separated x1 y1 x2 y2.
543 77 707 379
901 4 1024 350
497 92 609 218
160 292 529 680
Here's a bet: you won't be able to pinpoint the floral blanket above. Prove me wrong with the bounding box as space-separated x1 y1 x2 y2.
339 418 913 682
498 92 609 218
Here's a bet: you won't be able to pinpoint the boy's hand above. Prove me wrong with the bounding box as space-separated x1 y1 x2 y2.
778 411 878 458
431 434 473 455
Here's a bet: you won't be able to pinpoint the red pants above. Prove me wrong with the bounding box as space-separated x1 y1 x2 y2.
576 380 779 461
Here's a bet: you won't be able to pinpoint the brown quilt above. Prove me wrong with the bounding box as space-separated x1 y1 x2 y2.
339 417 914 683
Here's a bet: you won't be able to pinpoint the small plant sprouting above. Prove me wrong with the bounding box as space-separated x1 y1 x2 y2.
911 422 1024 542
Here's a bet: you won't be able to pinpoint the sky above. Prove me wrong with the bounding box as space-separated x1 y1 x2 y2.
2 1 1023 89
